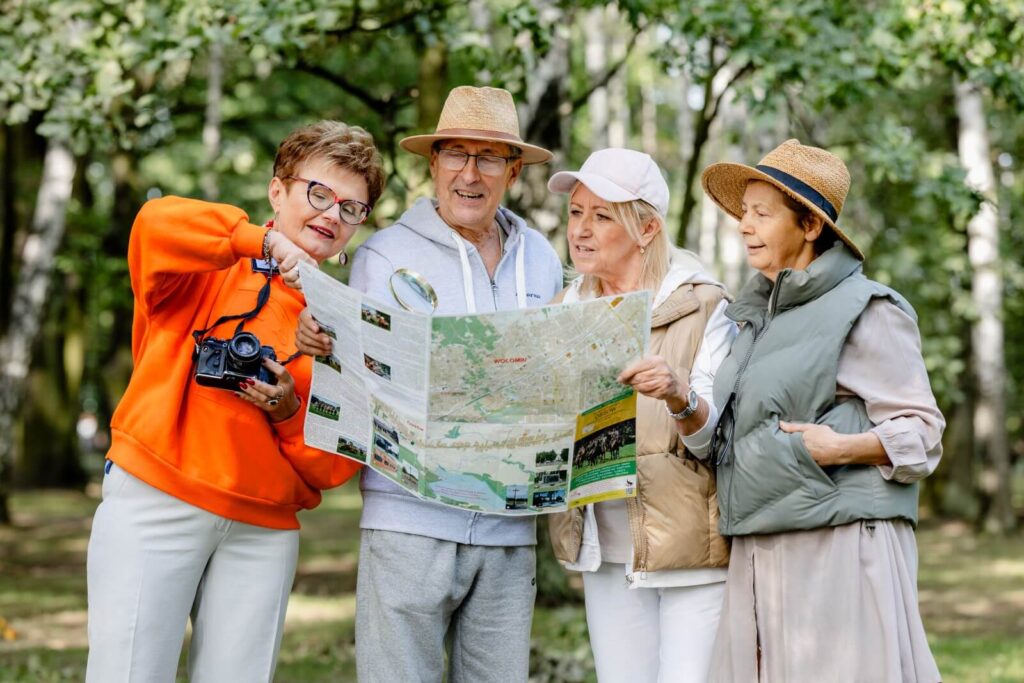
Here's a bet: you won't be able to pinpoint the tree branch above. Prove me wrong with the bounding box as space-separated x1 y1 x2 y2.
526 25 643 140
707 60 753 123
295 62 397 112
325 0 454 39
569 27 644 111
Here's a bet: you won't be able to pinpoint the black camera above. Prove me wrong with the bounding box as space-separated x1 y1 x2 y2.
194 331 277 390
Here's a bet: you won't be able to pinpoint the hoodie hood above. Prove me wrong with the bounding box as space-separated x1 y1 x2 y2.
564 247 726 311
651 248 725 310
393 197 529 248
391 197 531 312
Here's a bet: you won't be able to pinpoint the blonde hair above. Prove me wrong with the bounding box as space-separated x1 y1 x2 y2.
577 193 671 298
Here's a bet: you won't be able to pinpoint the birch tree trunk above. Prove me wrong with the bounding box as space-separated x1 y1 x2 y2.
955 79 1015 534
0 140 76 523
716 87 752 291
606 7 629 149
201 41 224 201
515 4 572 249
640 80 657 156
584 7 609 150
673 71 692 247
1 126 17 335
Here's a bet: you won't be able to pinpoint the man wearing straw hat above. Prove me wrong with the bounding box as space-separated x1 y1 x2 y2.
297 86 563 682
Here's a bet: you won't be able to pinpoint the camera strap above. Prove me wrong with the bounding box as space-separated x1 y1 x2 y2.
191 274 301 366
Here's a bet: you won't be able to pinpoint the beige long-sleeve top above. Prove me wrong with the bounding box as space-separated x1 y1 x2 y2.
837 297 945 482
687 296 944 481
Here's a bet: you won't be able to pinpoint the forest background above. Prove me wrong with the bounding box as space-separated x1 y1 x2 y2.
0 0 1022 680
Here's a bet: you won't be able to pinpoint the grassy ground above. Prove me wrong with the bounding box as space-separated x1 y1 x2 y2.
1 482 1022 682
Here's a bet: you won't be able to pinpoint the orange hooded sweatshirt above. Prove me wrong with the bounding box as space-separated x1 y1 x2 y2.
106 196 360 529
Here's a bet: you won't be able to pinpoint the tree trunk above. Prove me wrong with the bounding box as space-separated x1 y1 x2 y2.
606 7 629 149
675 96 714 249
939 327 980 520
416 42 447 131
715 86 754 291
640 55 657 157
1 126 16 336
0 139 76 523
584 7 608 150
955 79 1014 533
201 41 224 201
19 303 85 488
675 41 720 249
515 4 572 248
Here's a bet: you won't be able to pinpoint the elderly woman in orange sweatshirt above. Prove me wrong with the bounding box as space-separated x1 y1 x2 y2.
86 121 384 683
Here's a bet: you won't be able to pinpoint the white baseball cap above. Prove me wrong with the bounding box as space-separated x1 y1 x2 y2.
548 148 670 217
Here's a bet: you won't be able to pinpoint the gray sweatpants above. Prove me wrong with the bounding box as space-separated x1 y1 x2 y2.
355 529 536 683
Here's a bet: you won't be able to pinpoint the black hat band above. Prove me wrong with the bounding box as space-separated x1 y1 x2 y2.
756 165 839 222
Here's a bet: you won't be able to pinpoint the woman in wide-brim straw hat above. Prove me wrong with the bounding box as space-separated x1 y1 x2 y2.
700 139 944 682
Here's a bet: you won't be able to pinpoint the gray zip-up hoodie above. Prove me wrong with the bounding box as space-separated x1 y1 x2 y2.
349 197 564 546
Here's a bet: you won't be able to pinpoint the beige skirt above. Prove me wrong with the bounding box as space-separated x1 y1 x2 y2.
709 520 941 683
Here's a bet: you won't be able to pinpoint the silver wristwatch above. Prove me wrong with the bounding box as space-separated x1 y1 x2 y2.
665 388 699 420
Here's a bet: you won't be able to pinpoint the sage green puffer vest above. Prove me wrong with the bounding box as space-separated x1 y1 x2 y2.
714 244 920 537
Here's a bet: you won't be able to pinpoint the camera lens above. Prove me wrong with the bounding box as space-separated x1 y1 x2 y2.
228 332 262 372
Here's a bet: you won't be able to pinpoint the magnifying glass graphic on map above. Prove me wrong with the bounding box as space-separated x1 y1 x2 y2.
388 268 439 314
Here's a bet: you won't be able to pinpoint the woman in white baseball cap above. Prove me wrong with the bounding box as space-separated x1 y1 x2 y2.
547 148 735 683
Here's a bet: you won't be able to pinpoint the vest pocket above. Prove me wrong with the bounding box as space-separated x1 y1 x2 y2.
787 430 839 492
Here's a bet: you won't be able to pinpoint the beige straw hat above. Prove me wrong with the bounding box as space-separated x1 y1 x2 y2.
700 138 862 260
399 86 552 165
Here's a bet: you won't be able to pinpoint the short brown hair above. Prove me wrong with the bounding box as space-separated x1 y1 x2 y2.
779 190 837 255
273 121 386 207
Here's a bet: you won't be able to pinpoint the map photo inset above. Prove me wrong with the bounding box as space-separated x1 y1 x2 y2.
336 436 368 462
370 401 427 491
315 354 342 374
361 303 392 331
309 394 340 421
364 354 392 382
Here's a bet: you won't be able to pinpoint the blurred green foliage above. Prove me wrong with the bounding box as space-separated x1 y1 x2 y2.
0 0 1021 521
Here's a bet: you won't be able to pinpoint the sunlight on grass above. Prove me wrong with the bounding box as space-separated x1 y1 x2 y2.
2 489 1022 681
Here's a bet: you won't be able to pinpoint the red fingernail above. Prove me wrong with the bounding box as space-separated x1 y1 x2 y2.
246 378 256 385
239 382 247 389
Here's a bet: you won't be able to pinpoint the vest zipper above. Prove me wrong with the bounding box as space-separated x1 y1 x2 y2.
725 270 788 530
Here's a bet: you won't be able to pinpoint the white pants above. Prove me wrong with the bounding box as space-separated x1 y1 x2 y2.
86 462 299 683
582 563 725 683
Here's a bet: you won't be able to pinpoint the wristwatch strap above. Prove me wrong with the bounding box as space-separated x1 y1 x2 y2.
665 387 699 420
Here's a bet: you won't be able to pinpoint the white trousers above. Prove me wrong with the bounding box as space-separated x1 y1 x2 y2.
86 462 299 683
582 563 725 683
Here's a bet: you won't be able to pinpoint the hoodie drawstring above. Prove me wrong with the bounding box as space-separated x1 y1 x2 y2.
450 228 528 313
450 231 478 314
515 233 527 309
